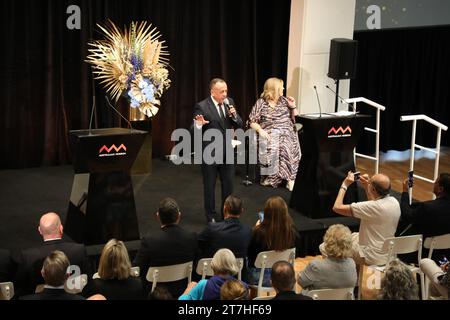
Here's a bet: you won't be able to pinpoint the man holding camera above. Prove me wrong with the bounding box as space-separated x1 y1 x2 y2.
399 172 450 239
327 172 401 266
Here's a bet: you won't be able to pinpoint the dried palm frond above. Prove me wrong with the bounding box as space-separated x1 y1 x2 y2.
86 20 171 108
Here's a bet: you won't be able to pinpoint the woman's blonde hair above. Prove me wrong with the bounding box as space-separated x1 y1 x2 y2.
220 279 248 300
323 224 353 259
98 239 131 280
210 248 240 276
260 77 284 102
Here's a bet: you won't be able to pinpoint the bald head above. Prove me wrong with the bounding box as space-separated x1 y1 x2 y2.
370 174 391 197
39 212 63 240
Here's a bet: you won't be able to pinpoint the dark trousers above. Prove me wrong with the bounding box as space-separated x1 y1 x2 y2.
202 163 234 221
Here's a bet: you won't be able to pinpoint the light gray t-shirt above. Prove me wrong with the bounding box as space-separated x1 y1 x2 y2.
297 257 357 291
351 196 401 265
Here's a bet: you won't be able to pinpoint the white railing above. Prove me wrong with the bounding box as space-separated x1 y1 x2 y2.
400 114 448 203
344 97 386 174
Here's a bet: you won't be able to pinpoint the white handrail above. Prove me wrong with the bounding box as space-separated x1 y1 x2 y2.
400 114 448 131
344 97 386 111
400 114 448 204
344 97 386 174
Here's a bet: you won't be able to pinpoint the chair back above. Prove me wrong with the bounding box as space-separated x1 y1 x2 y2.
306 287 355 300
382 234 423 265
253 248 296 297
0 282 14 300
379 234 425 300
130 266 140 277
65 274 88 294
424 233 450 259
196 258 244 280
146 261 193 293
253 295 275 300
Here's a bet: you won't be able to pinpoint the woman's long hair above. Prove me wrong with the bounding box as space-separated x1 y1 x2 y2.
98 239 132 280
256 196 296 251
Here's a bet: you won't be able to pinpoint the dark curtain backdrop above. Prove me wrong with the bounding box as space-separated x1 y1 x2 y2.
0 0 291 169
351 26 450 153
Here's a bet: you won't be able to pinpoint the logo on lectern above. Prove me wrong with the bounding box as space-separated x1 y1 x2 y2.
328 126 352 138
98 144 127 157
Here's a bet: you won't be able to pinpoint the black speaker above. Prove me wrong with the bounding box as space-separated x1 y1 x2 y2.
328 38 358 80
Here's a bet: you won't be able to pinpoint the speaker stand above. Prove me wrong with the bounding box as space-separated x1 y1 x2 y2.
334 79 340 113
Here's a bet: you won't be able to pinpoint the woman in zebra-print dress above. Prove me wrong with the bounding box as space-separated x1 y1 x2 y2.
249 78 301 191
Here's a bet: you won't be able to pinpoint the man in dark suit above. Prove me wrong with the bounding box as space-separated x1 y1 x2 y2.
198 195 251 259
14 212 90 296
20 250 85 300
193 78 244 223
0 248 14 283
399 172 450 239
133 198 197 297
271 261 312 300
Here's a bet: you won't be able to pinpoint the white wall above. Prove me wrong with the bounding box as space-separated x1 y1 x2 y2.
287 0 356 114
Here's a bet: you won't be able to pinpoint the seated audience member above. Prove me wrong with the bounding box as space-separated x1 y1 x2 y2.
15 212 90 295
198 195 252 260
0 248 14 283
271 261 311 300
399 173 450 239
332 172 400 266
179 249 246 300
220 279 249 300
87 294 107 300
420 258 449 299
246 196 298 286
82 239 144 300
298 224 357 291
148 286 174 300
133 198 197 297
378 259 419 300
20 250 85 300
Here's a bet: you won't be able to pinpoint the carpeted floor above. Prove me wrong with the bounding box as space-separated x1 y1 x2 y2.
0 159 360 258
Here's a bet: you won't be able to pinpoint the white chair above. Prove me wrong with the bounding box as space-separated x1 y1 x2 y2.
371 234 425 300
424 233 450 259
196 258 244 280
146 261 193 293
253 295 275 300
252 248 296 297
0 282 14 300
422 234 450 300
306 287 355 300
130 266 140 277
65 274 88 294
92 266 140 279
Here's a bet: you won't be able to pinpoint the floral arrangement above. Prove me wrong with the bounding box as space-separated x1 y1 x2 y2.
86 20 171 118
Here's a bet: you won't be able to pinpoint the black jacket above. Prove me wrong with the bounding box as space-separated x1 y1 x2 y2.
272 291 312 300
400 193 450 238
0 249 14 283
198 217 252 259
82 277 145 300
133 224 197 297
20 288 85 300
14 238 90 296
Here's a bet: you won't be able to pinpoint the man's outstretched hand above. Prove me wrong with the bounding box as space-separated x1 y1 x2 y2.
194 115 209 126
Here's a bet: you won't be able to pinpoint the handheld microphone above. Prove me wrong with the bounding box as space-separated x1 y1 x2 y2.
325 85 355 113
105 96 134 131
313 85 322 118
224 98 237 120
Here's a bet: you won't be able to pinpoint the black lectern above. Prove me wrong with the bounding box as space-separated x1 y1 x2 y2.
290 114 370 218
65 128 147 245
